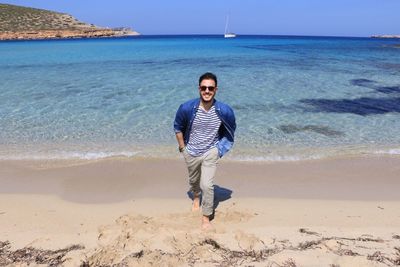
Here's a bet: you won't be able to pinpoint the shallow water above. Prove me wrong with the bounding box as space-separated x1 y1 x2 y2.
1 35 400 161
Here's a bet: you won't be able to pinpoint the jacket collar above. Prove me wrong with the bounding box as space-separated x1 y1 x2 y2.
194 98 218 110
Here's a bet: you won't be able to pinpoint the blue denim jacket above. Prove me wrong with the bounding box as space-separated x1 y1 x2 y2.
174 98 236 157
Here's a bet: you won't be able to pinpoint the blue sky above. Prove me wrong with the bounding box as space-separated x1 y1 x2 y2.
2 0 399 37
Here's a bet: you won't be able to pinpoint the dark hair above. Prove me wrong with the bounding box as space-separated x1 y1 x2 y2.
199 72 217 87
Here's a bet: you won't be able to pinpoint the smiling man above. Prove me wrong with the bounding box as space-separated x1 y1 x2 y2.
173 72 236 230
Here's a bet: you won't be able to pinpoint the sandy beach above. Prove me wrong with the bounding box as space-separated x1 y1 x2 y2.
0 156 400 266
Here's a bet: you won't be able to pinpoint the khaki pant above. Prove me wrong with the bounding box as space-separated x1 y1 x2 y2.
182 147 219 216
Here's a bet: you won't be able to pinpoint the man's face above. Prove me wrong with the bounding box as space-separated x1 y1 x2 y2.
198 79 217 103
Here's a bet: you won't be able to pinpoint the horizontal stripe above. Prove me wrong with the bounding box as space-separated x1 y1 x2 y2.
187 105 221 156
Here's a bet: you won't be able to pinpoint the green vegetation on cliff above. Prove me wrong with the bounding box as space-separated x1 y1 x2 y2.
0 3 97 32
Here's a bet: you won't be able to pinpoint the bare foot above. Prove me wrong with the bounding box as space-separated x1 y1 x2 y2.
201 215 214 231
192 195 200 212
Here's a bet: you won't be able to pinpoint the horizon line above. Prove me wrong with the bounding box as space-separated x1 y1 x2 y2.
121 33 381 39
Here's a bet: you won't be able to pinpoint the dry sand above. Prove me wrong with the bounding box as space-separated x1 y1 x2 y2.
0 156 399 266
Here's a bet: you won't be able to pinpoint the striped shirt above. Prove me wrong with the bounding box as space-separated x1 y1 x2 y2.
186 105 221 156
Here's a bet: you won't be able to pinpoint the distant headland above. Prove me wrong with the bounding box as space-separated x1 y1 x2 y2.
371 35 400 39
0 4 140 41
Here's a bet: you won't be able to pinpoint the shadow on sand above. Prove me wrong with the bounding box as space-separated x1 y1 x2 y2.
187 185 233 220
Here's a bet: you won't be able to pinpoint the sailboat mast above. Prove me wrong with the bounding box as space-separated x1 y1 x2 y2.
225 15 229 34
224 14 236 38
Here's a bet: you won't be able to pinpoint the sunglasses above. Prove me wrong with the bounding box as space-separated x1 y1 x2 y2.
199 86 216 92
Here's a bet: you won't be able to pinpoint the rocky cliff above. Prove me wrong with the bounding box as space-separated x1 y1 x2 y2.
0 4 140 40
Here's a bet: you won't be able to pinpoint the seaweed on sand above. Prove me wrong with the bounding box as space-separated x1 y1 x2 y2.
0 240 84 266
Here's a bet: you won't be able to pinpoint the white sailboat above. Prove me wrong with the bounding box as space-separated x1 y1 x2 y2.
224 15 236 38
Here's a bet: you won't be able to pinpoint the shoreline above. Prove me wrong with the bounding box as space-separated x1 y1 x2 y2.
1 155 399 266
1 142 400 163
0 149 399 166
0 30 140 41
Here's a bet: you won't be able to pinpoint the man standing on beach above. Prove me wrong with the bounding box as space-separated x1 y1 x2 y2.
174 72 236 230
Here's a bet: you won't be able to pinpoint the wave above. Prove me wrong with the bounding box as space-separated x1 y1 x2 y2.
373 148 400 155
228 154 324 162
0 151 138 160
1 146 400 162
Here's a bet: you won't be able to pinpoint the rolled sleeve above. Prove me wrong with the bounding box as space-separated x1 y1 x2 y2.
173 104 185 133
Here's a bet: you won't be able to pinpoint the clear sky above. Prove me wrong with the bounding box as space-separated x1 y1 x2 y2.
1 0 399 37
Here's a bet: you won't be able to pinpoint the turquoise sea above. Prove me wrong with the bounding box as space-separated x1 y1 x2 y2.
1 35 400 161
